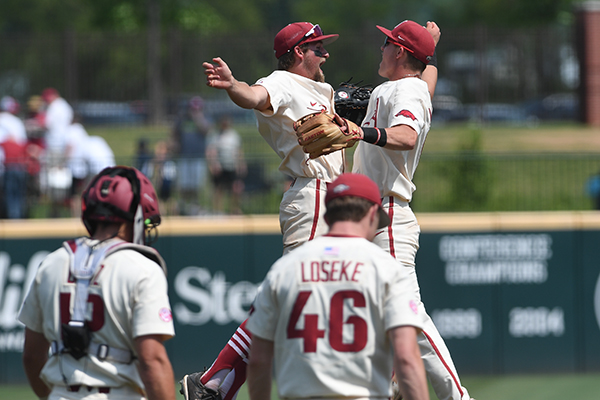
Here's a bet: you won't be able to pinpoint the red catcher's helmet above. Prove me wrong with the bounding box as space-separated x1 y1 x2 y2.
81 166 161 245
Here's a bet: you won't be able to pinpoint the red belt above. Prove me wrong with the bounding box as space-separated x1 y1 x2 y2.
67 385 111 393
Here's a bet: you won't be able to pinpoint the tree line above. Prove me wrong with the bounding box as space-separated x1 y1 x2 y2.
0 0 578 35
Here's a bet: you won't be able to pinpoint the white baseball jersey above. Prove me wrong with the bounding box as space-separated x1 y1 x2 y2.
353 78 432 202
254 71 346 252
254 70 344 181
352 78 472 400
44 97 74 153
0 111 27 144
247 235 423 399
18 237 175 392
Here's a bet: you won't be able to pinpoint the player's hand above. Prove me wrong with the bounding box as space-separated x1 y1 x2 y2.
203 57 235 90
425 21 441 45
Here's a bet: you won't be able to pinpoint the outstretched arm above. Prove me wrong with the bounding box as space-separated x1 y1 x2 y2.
423 21 440 98
203 57 271 112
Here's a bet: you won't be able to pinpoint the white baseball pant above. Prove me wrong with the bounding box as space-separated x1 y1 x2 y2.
374 196 471 400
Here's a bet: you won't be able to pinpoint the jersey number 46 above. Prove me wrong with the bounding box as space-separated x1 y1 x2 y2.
286 290 367 353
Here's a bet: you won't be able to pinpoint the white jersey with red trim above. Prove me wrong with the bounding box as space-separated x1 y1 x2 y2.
18 237 174 392
353 78 432 201
254 70 345 181
247 235 423 399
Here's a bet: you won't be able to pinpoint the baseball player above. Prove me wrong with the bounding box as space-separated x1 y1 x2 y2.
180 22 345 400
352 21 471 400
19 166 176 400
293 20 472 400
246 173 428 400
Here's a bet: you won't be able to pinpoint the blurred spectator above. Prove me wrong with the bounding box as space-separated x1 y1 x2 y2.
42 88 73 154
24 95 46 146
142 140 177 215
587 170 600 210
85 135 115 176
40 88 74 217
0 96 27 145
0 138 28 218
172 96 211 215
64 115 90 217
135 138 153 171
207 116 247 214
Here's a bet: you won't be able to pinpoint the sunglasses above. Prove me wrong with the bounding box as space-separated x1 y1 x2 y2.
287 24 324 53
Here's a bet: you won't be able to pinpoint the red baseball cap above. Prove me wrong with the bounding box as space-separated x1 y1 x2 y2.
274 22 339 59
41 87 59 102
376 20 435 65
326 173 390 229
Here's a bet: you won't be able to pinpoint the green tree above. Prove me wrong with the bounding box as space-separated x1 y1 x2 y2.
0 0 580 34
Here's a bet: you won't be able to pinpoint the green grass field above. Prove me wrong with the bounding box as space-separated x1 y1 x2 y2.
5 373 600 400
88 121 600 162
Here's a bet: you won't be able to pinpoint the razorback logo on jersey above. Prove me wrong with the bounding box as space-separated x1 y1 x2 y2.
159 307 173 322
396 109 417 121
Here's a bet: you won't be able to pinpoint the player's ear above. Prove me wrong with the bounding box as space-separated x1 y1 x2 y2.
395 46 404 59
369 204 379 227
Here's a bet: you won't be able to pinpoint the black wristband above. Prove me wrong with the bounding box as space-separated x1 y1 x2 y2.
362 128 387 147
428 50 438 68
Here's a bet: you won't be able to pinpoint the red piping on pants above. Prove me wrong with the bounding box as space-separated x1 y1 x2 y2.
422 330 465 398
386 196 395 258
308 180 321 241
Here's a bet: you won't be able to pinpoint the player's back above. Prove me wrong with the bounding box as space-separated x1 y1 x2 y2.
19 237 173 389
248 235 421 399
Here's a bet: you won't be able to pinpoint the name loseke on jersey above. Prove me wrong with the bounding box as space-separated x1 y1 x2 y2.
438 234 552 285
300 260 363 283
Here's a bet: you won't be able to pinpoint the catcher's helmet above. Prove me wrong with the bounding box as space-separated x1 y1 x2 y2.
81 166 161 245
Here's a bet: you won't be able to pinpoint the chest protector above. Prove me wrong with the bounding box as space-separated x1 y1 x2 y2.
58 237 166 361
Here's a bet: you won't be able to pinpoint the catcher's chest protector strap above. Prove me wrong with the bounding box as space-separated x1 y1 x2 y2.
64 238 115 323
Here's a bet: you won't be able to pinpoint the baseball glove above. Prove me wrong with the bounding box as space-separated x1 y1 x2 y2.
179 370 222 400
334 79 372 125
293 112 362 159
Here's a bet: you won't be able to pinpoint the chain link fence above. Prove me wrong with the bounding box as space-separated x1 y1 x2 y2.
0 25 596 218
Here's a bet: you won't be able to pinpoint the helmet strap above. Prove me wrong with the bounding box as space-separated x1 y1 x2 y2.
132 204 145 245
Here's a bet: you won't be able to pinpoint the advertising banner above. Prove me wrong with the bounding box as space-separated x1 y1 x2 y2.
1 213 600 383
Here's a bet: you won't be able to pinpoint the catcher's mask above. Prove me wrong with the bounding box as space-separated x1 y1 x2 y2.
81 166 161 246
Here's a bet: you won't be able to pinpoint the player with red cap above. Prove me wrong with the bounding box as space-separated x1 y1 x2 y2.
350 20 473 400
19 166 176 400
183 22 343 400
246 172 428 400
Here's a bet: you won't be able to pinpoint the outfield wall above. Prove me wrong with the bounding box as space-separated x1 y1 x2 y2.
1 212 600 383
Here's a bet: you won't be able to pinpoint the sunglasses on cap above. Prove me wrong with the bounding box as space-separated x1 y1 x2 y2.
382 36 415 55
287 24 324 53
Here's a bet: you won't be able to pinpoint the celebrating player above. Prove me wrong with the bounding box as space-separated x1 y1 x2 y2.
19 166 176 400
294 20 472 400
180 22 345 400
246 173 428 400
353 20 471 400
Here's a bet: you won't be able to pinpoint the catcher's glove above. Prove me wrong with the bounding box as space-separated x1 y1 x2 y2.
293 112 362 159
179 371 222 400
334 79 372 125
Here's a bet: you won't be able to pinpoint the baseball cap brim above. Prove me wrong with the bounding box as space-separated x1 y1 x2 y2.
303 33 339 46
377 207 391 229
376 25 415 55
376 25 395 41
